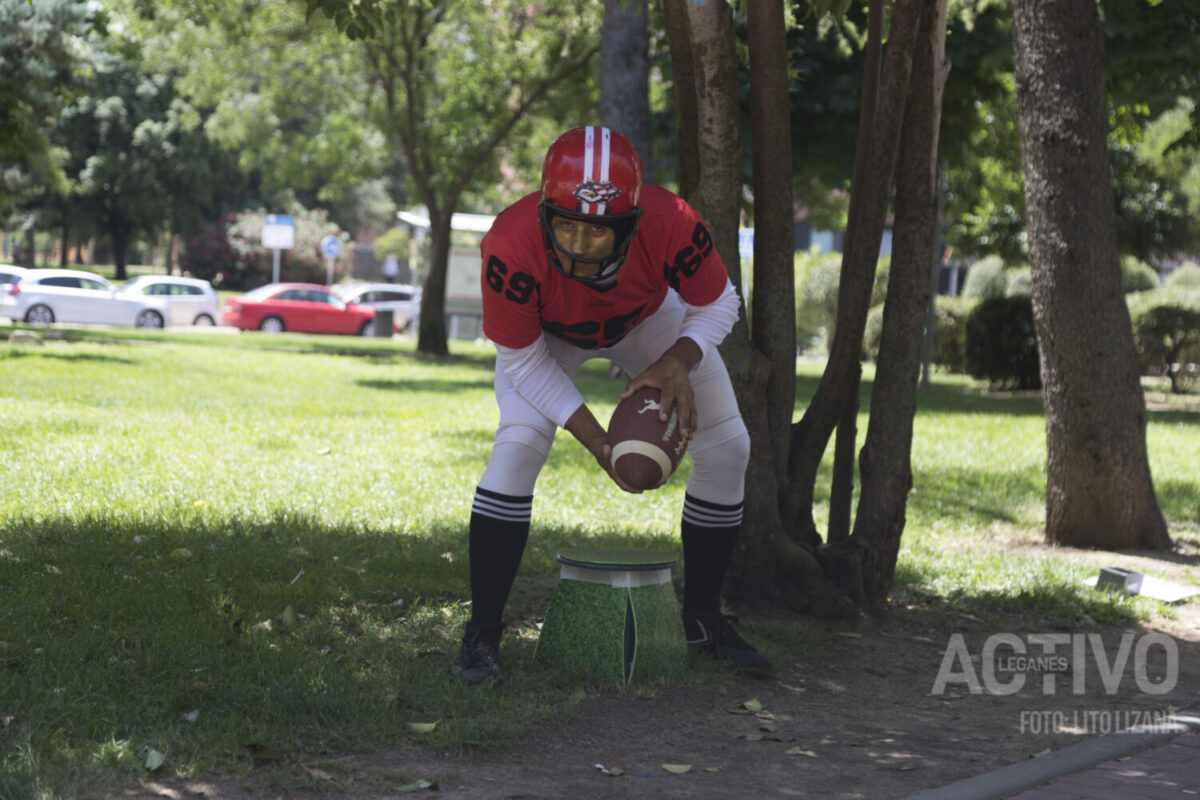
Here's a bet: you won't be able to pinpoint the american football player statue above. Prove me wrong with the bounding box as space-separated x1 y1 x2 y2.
452 126 772 683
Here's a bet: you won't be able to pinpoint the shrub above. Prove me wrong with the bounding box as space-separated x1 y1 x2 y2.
796 250 842 351
964 295 1042 390
1120 255 1159 293
373 227 411 260
1130 297 1200 393
862 295 973 373
181 207 348 290
962 255 1008 301
1165 261 1200 290
796 249 890 353
932 295 974 373
1005 266 1032 297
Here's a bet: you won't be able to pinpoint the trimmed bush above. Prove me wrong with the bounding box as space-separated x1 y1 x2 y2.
1120 255 1159 293
964 295 1041 390
796 250 890 354
962 255 1008 301
181 207 348 290
1165 262 1200 290
1130 296 1200 393
1006 266 1032 297
862 294 973 373
932 295 974 373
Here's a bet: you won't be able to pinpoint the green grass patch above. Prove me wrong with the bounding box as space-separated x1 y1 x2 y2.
1 329 1197 798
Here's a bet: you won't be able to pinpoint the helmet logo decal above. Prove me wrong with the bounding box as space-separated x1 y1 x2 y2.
573 180 621 207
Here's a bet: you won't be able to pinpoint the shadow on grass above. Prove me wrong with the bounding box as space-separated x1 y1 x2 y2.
0 511 689 797
907 464 1045 527
356 377 495 394
792 369 1049 419
0 347 139 365
892 560 1144 629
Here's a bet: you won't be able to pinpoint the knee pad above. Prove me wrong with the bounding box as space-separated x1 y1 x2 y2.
480 424 555 496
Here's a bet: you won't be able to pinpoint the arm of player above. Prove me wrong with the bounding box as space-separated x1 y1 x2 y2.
563 403 642 494
621 337 701 440
623 278 741 438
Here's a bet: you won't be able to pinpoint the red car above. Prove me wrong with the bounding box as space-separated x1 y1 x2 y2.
221 283 381 335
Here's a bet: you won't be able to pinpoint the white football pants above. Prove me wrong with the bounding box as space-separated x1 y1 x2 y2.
478 292 750 505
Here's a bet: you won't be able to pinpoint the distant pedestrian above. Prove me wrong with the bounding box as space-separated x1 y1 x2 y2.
382 254 399 283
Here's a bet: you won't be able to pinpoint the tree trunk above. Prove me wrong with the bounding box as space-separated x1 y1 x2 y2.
662 1 701 204
417 212 451 356
843 0 950 612
787 0 925 551
111 222 129 281
599 0 653 179
1011 0 1170 550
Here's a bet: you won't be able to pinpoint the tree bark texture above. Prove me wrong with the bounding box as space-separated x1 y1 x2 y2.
845 0 949 612
1011 0 1170 550
600 0 653 179
787 0 925 551
662 1 700 203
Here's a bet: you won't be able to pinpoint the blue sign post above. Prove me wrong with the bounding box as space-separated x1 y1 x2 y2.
320 235 343 286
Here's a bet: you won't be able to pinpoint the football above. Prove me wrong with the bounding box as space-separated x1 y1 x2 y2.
607 386 689 490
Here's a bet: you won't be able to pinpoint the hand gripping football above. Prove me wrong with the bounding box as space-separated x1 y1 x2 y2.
607 386 689 490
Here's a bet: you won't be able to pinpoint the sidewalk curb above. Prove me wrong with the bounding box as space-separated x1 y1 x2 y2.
904 712 1200 800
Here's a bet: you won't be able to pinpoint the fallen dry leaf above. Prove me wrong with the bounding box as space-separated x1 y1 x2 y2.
661 763 692 774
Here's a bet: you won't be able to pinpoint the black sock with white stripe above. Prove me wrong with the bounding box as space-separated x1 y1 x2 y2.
680 493 744 616
467 487 533 628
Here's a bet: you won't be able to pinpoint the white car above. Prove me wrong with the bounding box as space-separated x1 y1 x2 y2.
333 282 421 331
118 275 220 326
0 264 28 287
0 268 172 328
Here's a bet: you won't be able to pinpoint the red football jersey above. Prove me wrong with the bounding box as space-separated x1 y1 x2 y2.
481 185 729 350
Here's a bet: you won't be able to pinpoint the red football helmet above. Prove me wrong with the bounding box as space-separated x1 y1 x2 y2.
538 126 644 284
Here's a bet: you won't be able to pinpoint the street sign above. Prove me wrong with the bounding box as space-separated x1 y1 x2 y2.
262 214 295 249
321 235 343 258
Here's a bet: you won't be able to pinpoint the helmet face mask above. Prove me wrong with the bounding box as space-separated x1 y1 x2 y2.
538 127 643 285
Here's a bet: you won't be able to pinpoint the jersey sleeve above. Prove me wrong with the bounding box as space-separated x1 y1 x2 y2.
659 199 731 308
480 226 544 350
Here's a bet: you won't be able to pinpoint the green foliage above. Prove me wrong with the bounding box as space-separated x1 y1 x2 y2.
372 226 410 260
863 294 974 373
1166 262 1200 290
961 254 1008 300
1005 265 1032 297
964 294 1041 390
1112 142 1200 260
0 0 94 209
1120 254 1160 293
179 207 346 289
929 295 975 373
120 0 394 218
1128 293 1200 393
795 249 842 350
794 249 888 352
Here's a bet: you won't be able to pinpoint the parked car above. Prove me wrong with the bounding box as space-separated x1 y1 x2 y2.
220 283 380 335
333 282 421 332
0 268 171 328
118 275 220 326
0 264 28 287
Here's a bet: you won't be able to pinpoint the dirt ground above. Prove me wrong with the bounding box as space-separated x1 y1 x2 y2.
107 535 1200 800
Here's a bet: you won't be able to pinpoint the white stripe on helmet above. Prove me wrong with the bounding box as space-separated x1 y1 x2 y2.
582 127 596 215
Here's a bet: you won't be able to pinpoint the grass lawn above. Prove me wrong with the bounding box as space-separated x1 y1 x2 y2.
0 325 1197 799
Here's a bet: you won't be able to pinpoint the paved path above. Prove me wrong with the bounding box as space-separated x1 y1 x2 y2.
906 714 1200 800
